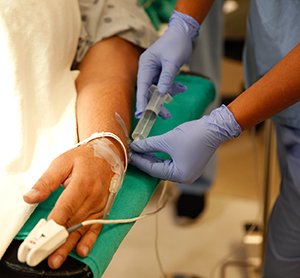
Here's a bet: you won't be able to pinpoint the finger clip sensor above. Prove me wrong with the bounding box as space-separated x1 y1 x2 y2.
17 219 69 267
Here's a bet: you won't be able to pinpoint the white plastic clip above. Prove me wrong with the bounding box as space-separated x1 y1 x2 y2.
17 219 69 267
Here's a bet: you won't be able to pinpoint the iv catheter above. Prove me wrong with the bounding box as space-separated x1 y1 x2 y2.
103 172 124 220
132 85 172 142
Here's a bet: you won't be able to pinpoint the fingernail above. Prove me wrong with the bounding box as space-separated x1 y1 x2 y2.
81 246 90 257
23 189 38 199
52 255 64 269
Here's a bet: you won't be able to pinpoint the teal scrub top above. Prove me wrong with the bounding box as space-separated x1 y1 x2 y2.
243 0 300 128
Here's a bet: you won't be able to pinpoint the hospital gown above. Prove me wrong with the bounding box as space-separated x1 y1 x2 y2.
243 1 300 276
76 0 157 64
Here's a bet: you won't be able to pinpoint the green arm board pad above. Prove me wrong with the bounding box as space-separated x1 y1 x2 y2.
16 74 215 278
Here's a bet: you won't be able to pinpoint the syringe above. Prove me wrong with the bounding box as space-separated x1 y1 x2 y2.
132 85 172 142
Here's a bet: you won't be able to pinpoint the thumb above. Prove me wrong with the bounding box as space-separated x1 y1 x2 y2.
23 154 72 204
130 134 167 154
130 152 177 181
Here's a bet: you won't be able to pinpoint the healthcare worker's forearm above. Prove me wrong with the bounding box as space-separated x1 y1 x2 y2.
175 0 215 24
75 36 143 154
227 42 300 131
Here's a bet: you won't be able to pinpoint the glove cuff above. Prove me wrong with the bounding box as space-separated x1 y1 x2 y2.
169 10 200 43
210 104 242 140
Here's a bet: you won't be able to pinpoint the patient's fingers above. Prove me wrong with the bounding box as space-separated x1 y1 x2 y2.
48 225 88 269
23 151 73 204
48 181 87 226
47 156 109 226
48 222 102 269
76 223 102 258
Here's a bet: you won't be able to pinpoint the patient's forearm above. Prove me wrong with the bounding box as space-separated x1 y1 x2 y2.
75 36 143 155
227 42 300 131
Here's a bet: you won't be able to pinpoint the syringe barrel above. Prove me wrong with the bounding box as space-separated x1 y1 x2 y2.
147 86 169 114
132 109 157 141
132 85 172 141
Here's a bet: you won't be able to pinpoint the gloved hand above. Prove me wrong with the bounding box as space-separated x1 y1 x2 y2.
130 105 241 184
135 10 200 119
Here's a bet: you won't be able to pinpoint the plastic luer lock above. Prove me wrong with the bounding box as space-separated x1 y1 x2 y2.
132 85 172 142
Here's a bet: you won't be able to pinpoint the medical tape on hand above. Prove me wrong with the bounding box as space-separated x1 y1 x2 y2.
74 132 128 172
88 138 124 193
90 138 122 172
74 132 127 194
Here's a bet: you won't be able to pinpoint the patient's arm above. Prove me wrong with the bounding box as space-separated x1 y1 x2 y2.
23 36 143 269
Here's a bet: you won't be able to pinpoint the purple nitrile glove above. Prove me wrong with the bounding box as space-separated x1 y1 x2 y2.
130 105 241 184
135 10 200 119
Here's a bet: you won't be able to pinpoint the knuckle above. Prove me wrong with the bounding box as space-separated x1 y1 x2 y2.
88 225 102 238
60 202 76 220
36 176 53 195
74 227 86 238
81 178 97 196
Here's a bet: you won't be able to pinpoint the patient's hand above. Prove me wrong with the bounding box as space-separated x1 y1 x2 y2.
23 144 112 269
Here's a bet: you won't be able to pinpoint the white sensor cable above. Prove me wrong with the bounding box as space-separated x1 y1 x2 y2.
67 186 170 233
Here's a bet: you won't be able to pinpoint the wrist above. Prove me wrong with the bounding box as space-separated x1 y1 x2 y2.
103 137 125 170
209 105 242 140
169 10 200 43
74 132 128 172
